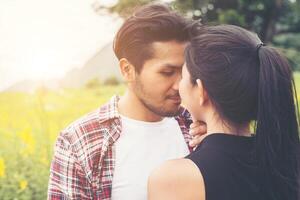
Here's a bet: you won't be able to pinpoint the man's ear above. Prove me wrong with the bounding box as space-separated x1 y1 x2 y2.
119 58 136 82
196 79 208 106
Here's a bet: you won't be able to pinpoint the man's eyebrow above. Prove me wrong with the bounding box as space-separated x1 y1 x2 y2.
159 64 183 69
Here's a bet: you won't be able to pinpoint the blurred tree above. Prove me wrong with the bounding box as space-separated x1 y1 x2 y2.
95 0 299 43
93 0 300 69
92 0 152 17
109 0 152 17
174 0 300 43
104 76 121 86
273 33 300 70
85 78 101 89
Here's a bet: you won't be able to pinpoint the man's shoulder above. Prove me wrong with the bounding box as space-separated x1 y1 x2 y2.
64 111 116 143
53 100 120 177
60 97 120 146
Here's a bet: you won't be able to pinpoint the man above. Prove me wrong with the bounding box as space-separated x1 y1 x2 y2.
48 4 205 200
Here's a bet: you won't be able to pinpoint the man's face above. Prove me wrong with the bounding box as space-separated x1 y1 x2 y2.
132 40 186 117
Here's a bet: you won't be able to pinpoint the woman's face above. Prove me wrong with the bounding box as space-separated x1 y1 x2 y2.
179 64 204 120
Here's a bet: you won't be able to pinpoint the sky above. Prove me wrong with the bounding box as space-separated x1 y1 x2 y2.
0 0 122 91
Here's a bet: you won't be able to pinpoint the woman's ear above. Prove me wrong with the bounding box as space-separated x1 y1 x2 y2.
196 79 208 106
119 58 136 82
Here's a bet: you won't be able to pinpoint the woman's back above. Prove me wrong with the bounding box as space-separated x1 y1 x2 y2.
188 134 261 200
187 133 299 200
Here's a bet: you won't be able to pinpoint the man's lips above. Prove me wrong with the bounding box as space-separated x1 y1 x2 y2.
168 96 181 103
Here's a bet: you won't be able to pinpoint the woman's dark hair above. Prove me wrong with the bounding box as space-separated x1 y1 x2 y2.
185 23 300 199
113 3 190 73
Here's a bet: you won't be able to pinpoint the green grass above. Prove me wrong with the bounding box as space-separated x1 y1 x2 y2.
294 72 300 95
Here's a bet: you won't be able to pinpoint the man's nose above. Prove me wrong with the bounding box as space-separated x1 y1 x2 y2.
172 73 182 91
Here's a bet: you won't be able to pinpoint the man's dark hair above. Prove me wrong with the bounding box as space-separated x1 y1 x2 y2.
113 3 190 72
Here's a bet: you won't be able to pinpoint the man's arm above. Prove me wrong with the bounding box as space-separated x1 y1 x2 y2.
48 133 93 200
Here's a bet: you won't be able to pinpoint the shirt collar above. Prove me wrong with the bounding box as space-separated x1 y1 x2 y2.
98 95 121 124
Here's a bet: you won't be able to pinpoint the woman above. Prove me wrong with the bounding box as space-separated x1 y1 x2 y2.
148 24 300 200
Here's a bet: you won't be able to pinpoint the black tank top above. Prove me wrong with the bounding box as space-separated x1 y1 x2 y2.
186 133 265 200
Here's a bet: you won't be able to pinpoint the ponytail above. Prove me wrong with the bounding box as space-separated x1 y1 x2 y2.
256 45 300 199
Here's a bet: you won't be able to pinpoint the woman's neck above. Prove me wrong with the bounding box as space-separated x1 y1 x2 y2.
205 112 251 137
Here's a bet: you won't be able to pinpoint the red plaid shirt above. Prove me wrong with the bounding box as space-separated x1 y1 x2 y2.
48 95 192 200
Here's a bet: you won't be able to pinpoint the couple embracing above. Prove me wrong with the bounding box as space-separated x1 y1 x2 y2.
48 3 300 200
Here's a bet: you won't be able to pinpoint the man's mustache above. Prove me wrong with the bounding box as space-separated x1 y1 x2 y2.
166 92 181 99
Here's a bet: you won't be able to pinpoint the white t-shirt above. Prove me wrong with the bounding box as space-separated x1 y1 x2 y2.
111 115 189 200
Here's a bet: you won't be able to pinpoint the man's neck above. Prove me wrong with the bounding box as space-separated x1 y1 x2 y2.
118 90 164 122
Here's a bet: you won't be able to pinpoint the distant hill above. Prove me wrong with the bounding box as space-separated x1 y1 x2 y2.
61 42 122 88
4 79 61 93
5 42 123 92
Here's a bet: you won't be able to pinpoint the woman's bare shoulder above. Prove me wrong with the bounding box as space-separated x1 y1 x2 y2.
148 158 205 200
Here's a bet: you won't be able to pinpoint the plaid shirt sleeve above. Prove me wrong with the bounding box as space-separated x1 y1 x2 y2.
180 107 193 128
48 131 94 200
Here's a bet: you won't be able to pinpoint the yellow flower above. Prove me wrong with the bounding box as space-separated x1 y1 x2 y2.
19 128 36 157
19 180 28 191
0 158 5 178
40 148 49 166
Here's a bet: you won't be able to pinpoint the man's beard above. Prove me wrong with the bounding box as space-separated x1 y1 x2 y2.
134 78 181 117
139 97 181 117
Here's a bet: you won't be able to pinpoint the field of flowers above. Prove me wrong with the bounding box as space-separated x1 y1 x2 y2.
0 73 299 199
0 85 125 199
